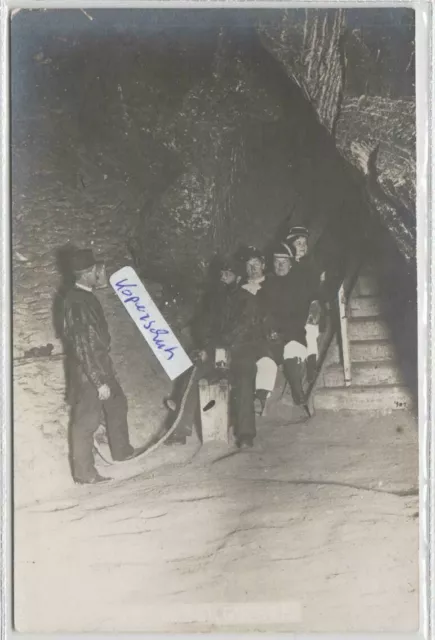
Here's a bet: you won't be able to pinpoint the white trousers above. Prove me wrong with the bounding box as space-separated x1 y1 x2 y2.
256 357 278 393
306 323 320 357
255 324 319 392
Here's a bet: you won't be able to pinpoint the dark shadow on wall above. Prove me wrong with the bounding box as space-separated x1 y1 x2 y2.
371 223 418 409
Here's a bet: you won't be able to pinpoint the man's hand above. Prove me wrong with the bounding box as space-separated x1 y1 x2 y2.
98 384 111 401
307 300 322 325
191 349 208 363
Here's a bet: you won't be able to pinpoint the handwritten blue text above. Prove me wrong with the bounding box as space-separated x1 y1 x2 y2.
116 278 178 360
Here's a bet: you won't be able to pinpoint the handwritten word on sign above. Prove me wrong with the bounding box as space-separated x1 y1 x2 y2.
110 266 193 381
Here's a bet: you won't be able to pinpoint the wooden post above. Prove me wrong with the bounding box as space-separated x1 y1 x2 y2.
198 378 230 443
338 283 352 387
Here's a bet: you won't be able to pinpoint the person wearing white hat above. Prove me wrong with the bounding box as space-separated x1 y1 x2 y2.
285 226 325 384
285 225 310 261
255 239 320 420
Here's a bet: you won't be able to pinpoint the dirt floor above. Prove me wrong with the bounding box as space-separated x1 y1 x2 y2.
14 404 418 633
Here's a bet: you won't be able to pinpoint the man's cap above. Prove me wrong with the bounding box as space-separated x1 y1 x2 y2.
272 242 293 258
286 226 309 243
236 245 265 263
71 248 97 272
219 256 237 272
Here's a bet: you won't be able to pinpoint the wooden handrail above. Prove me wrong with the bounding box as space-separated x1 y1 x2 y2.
304 253 366 400
338 282 352 387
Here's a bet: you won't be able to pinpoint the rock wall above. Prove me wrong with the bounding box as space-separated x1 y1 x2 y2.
259 9 346 135
130 26 369 302
258 8 416 262
336 97 416 261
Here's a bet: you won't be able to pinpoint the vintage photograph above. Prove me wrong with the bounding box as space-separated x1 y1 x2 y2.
12 7 418 632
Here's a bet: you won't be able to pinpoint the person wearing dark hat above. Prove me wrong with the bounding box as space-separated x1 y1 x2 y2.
166 246 267 450
256 240 319 420
62 248 138 484
196 255 242 353
285 226 310 262
219 257 241 288
163 255 241 446
235 245 266 294
285 226 325 384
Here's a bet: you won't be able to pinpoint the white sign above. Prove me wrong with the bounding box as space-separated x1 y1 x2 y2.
110 266 193 381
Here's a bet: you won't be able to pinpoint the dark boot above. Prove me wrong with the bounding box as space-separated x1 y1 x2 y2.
254 389 269 416
283 358 312 421
236 436 254 449
74 472 111 485
283 357 306 406
288 404 310 423
306 354 317 385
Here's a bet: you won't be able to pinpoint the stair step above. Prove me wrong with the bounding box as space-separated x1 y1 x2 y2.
351 339 396 362
348 317 390 341
359 264 376 276
354 273 380 297
323 335 340 366
349 295 382 318
313 385 414 412
326 338 396 365
323 360 402 388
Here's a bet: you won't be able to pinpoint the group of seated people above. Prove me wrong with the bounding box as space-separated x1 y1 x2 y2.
165 225 327 449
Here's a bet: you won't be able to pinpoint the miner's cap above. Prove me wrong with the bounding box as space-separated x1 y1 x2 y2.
240 245 265 262
272 242 293 258
286 226 309 242
220 256 237 272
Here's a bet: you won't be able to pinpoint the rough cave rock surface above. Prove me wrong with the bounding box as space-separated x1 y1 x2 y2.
260 8 415 260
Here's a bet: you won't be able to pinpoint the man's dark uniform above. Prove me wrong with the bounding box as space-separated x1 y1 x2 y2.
163 264 240 445
193 278 240 355
259 251 320 406
292 255 325 307
164 251 266 448
223 276 266 447
63 254 134 482
260 270 313 349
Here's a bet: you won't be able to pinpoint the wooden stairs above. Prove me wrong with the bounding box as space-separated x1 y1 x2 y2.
313 266 415 412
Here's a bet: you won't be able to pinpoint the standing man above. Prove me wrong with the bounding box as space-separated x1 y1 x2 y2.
62 248 138 484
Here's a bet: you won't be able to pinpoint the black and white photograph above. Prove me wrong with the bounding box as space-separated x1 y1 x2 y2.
11 6 419 633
